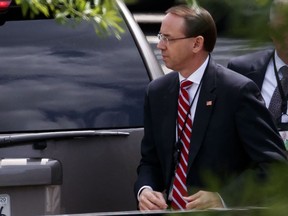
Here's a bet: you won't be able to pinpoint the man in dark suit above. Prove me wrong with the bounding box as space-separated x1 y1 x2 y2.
227 0 288 156
134 4 287 211
227 0 288 124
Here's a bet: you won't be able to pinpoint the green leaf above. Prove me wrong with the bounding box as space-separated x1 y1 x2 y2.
15 0 125 39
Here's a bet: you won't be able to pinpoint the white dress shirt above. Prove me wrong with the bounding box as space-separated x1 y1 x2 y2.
262 51 287 109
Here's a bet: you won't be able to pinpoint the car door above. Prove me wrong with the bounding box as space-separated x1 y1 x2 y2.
0 0 163 214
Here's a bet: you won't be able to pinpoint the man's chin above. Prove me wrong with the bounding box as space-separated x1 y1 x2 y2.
163 61 171 69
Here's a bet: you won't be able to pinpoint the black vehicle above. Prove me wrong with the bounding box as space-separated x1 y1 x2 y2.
0 0 163 215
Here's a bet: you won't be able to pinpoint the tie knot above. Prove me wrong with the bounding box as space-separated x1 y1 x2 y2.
180 80 193 90
280 66 288 78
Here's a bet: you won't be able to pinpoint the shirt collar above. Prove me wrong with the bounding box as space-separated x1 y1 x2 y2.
274 51 286 72
178 55 209 84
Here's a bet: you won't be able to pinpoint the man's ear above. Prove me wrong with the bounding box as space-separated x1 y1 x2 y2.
192 36 204 52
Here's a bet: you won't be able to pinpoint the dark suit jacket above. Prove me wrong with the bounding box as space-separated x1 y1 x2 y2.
134 57 287 206
227 49 274 90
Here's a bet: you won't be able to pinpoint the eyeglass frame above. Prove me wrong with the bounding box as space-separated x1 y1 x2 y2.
157 33 195 44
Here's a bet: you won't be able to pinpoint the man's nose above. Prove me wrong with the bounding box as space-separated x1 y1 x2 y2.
157 40 166 49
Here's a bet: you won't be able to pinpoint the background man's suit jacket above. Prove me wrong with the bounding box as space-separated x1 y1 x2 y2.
227 49 274 90
134 57 287 206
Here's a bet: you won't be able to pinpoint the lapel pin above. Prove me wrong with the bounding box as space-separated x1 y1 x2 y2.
206 100 213 106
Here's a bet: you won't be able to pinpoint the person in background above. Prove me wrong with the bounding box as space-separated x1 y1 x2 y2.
134 4 287 211
227 0 288 136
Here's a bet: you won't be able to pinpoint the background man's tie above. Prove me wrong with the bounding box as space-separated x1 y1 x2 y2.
171 80 193 210
268 66 288 121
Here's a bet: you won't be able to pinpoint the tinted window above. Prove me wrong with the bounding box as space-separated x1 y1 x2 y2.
0 19 150 132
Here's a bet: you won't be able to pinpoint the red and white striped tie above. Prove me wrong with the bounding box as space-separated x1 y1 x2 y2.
171 80 193 210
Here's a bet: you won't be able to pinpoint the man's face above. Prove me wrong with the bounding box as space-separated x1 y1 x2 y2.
157 13 196 72
270 5 288 59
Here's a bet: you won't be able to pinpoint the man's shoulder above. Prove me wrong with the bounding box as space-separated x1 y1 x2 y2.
228 49 274 68
148 71 178 90
227 49 274 71
216 63 253 84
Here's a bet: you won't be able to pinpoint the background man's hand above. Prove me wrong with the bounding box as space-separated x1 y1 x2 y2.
184 190 224 210
138 188 168 211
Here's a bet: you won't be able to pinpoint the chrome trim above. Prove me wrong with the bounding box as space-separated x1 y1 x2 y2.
0 130 130 146
116 0 164 80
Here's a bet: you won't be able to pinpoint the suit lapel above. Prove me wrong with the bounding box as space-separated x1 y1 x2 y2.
187 59 217 173
245 49 274 90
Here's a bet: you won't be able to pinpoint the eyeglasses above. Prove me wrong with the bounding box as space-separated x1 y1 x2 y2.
157 33 194 44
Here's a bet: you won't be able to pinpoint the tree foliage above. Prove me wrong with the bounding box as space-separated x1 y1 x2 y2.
15 0 125 39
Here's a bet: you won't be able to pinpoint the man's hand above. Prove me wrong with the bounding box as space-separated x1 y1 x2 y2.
138 188 168 211
183 190 224 210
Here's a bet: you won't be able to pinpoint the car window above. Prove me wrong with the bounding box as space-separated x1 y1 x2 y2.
0 18 150 132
